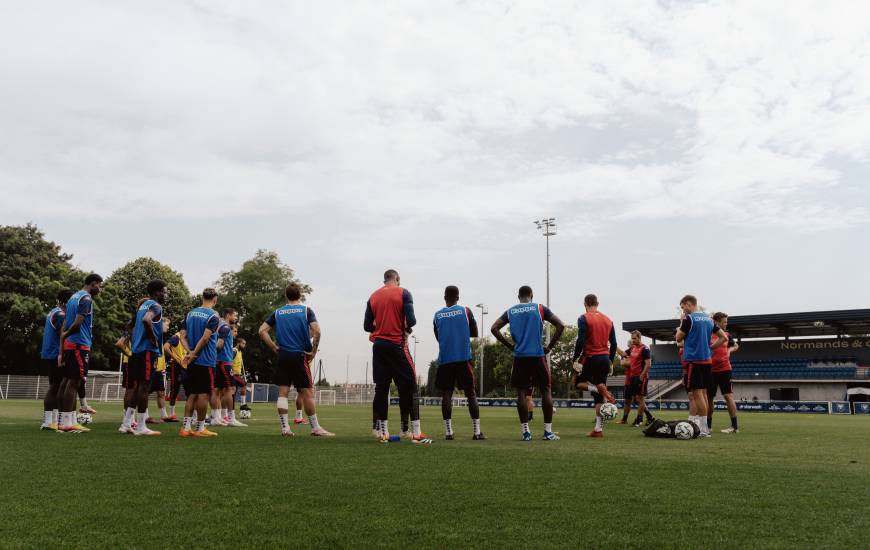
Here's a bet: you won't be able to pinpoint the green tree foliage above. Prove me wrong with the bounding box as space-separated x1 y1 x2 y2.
424 360 438 396
216 250 311 382
106 257 193 333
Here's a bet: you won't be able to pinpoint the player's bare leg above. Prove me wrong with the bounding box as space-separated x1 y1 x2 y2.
301 387 333 436
460 381 484 440
722 393 739 433
294 391 307 425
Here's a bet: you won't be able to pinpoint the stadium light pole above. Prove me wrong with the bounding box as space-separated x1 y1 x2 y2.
534 218 557 346
475 303 488 397
411 335 419 365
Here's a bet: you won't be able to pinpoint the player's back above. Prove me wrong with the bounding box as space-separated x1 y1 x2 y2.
131 299 163 354
434 304 473 365
41 307 64 359
64 290 94 347
581 311 613 357
683 312 714 362
216 321 234 362
270 304 314 353
367 286 412 345
185 307 219 366
507 302 545 357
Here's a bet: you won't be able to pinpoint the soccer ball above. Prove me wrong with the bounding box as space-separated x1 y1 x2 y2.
674 421 694 440
239 409 251 420
599 402 618 422
76 412 92 425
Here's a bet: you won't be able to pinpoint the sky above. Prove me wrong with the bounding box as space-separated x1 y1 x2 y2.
2 1 869 383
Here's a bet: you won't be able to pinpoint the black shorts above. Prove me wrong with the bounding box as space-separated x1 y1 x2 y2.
510 356 551 389
372 340 416 389
168 362 183 389
128 351 157 386
273 351 313 389
62 345 90 380
685 362 711 391
150 371 166 393
629 376 648 398
45 358 64 386
708 370 733 397
215 362 234 389
435 361 475 392
186 364 215 395
575 355 609 403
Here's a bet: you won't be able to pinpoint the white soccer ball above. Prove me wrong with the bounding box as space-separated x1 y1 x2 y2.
599 402 618 422
674 421 694 440
239 409 251 420
76 412 92 425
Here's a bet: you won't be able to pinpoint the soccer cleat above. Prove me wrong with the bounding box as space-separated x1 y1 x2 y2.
615 419 627 425
58 425 83 433
587 430 604 438
699 432 712 438
281 428 294 437
412 436 432 445
79 406 97 414
228 418 248 427
133 428 161 436
645 418 654 426
371 429 381 439
71 424 90 432
311 427 335 437
198 428 219 437
131 421 139 429
118 424 134 434
400 430 412 440
596 384 616 404
240 404 251 411
522 431 532 442
40 423 57 431
162 415 179 422
145 417 160 425
721 427 739 434
542 431 560 441
293 417 308 425
472 433 487 440
632 421 642 428
179 429 195 437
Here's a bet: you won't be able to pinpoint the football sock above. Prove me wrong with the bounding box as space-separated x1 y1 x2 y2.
183 417 192 430
472 418 481 436
170 405 176 416
544 422 553 433
587 384 599 394
527 411 533 422
644 410 653 421
381 420 389 437
240 394 247 405
444 418 453 435
594 416 603 432
412 420 421 437
229 410 236 422
161 407 168 418
80 398 90 409
707 416 713 429
123 407 135 427
196 420 205 432
521 422 530 435
372 419 378 430
634 415 642 424
53 409 59 425
731 416 738 430
309 414 320 430
135 412 147 430
279 414 290 431
43 410 52 425
295 410 304 421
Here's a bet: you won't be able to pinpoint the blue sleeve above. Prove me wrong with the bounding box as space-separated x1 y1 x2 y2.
402 289 416 329
78 295 93 316
265 312 276 327
307 308 317 324
541 306 554 322
574 315 587 360
206 314 220 332
149 303 162 320
363 301 374 332
608 326 618 361
218 324 230 338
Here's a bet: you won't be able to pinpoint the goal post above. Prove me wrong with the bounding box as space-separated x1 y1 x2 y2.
316 390 336 406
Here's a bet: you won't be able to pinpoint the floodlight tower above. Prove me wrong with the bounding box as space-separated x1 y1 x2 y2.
411 335 420 365
534 218 557 346
475 303 488 397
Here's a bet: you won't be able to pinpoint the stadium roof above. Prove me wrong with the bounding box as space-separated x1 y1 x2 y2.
623 309 870 342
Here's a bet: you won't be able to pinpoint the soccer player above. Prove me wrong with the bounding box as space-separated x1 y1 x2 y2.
120 280 167 436
433 285 485 440
216 308 245 427
40 289 72 430
163 328 187 421
616 340 634 425
490 285 565 441
178 288 222 437
626 330 653 427
571 294 618 438
709 312 740 434
57 273 103 433
147 317 172 424
259 283 334 437
233 338 250 412
364 269 426 441
674 295 726 438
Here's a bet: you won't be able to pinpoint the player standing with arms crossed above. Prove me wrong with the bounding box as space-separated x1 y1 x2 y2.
571 294 618 438
708 312 740 433
259 283 334 437
433 285 485 440
490 285 565 441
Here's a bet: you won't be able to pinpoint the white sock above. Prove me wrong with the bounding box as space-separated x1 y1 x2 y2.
279 414 289 430
309 414 320 430
170 405 176 416
135 412 147 431
144 408 149 420
160 407 168 418
587 384 599 394
192 410 198 422
444 418 453 435
183 417 192 430
81 398 89 408
521 422 530 434
295 409 304 421
43 410 53 425
544 422 553 433
594 416 603 432
472 418 481 436
412 419 421 437
196 420 205 432
229 410 236 421
123 407 135 427
381 419 389 436
53 409 60 424
240 394 247 405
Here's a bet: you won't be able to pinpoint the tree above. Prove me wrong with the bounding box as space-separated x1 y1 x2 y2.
106 257 193 333
424 360 438 396
216 250 311 382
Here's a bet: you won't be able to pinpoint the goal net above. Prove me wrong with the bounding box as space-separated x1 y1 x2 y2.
316 390 337 406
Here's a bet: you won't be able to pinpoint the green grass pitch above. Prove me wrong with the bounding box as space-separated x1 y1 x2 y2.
1 400 869 549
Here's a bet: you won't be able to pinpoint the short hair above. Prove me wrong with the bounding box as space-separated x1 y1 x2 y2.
57 289 73 303
444 285 459 301
518 285 533 298
236 337 246 345
285 283 302 301
146 279 166 295
584 294 598 307
202 288 218 300
384 269 399 282
680 295 698 306
84 273 103 285
631 330 642 338
712 312 728 322
222 307 237 317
